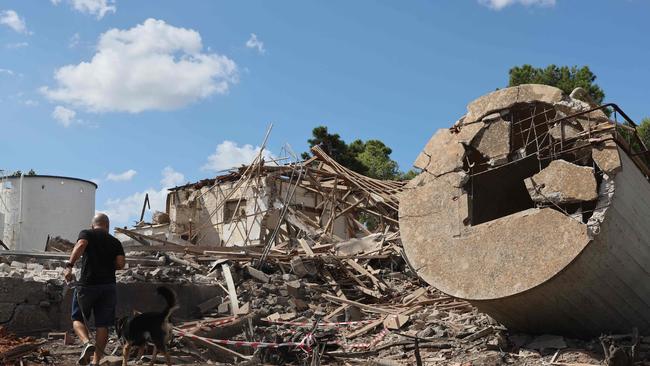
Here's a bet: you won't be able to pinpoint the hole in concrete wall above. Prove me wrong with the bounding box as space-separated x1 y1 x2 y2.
223 199 247 224
509 102 555 157
466 154 539 225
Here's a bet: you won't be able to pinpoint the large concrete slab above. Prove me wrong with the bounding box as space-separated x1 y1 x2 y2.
465 84 563 123
525 159 598 204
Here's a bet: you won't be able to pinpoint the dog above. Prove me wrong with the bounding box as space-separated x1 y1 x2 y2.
116 286 178 366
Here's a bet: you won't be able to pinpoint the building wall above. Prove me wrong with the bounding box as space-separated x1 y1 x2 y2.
166 174 351 247
0 176 96 251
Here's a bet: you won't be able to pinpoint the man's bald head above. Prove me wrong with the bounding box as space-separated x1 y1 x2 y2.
92 213 110 231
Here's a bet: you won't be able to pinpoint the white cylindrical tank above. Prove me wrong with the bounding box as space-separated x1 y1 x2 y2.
0 175 97 251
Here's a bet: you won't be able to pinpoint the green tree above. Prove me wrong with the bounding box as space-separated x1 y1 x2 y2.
301 126 365 173
509 64 605 105
8 169 36 177
303 126 414 180
354 140 399 180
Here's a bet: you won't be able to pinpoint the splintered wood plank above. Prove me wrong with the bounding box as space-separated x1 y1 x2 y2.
297 238 315 256
345 259 388 291
221 263 240 315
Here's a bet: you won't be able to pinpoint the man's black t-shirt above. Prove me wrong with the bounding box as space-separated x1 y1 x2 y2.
77 229 125 285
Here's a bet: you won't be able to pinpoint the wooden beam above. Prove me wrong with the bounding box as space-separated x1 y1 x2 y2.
221 263 240 315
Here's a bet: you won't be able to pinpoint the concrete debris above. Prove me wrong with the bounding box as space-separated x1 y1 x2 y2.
593 136 622 174
525 159 598 204
472 117 511 165
414 129 465 176
401 83 650 338
4 107 650 365
151 210 171 224
465 84 563 123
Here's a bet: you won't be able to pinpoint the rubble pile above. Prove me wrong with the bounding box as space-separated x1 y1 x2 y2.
0 327 46 364
2 115 650 365
0 259 63 283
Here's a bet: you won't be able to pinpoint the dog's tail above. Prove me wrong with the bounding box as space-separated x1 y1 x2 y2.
156 286 178 319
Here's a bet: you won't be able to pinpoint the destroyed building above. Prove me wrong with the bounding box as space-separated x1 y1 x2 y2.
117 146 403 250
400 84 650 336
3 89 650 364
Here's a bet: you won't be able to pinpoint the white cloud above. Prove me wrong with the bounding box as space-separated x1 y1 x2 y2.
41 18 238 113
101 167 185 228
22 99 38 107
202 140 273 172
245 33 265 54
51 0 115 19
161 166 185 187
51 105 77 127
106 169 137 182
0 68 14 76
6 42 28 49
479 0 555 10
0 10 28 34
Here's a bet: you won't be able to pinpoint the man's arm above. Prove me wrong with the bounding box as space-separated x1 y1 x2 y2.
69 239 88 265
114 240 126 270
115 255 126 270
63 239 88 281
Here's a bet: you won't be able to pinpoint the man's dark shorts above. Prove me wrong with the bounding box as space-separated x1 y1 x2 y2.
71 284 116 328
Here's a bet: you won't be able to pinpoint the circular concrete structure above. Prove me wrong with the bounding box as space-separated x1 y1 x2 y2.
0 175 97 251
399 85 650 336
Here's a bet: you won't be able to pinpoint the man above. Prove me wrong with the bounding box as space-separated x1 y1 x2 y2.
63 213 126 366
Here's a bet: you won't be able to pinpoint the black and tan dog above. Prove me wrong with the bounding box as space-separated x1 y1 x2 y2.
116 286 178 366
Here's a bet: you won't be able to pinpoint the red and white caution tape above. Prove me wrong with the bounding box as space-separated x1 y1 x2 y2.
262 318 379 327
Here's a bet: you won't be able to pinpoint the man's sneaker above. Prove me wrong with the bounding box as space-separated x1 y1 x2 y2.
78 342 95 365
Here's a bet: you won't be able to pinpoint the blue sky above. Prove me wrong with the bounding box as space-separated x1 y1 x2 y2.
1 0 649 228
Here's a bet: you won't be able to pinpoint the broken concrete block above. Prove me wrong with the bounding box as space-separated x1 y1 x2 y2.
236 302 250 315
383 314 410 330
592 138 621 175
279 312 296 321
466 84 563 123
472 118 511 165
548 121 582 141
334 233 382 256
289 298 309 311
525 159 598 204
290 256 317 277
453 121 485 145
196 295 222 314
344 305 362 322
285 280 302 298
10 261 25 269
217 302 230 314
245 265 270 283
413 129 465 176
0 263 10 272
26 263 44 272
